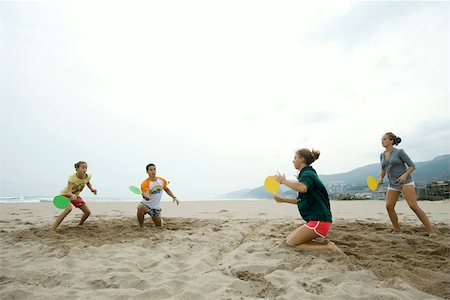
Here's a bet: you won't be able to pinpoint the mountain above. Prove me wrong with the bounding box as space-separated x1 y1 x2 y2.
218 155 450 199
217 184 297 200
220 188 252 199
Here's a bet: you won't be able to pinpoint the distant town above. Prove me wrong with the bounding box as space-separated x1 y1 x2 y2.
327 180 450 201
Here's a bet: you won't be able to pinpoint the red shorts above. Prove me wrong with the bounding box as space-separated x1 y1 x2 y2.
304 221 332 238
63 195 86 208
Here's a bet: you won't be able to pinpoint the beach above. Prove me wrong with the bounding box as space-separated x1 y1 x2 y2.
0 200 449 299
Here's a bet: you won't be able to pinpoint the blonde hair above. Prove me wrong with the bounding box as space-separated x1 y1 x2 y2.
296 148 320 165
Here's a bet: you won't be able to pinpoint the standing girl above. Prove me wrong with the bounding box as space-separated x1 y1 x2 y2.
50 161 97 231
379 132 436 236
274 148 343 254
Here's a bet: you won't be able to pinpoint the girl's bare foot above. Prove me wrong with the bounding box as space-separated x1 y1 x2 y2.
428 229 439 237
391 229 401 234
327 241 346 255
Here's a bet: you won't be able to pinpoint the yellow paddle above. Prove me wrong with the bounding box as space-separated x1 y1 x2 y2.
367 176 379 191
264 176 280 196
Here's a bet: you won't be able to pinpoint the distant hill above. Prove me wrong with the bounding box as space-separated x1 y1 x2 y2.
220 188 252 199
218 155 450 199
217 184 297 200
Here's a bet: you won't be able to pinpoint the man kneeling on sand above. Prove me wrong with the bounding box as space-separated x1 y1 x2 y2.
137 163 179 228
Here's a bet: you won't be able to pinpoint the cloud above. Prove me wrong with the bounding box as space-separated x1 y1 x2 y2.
309 1 448 50
0 1 448 198
402 118 450 161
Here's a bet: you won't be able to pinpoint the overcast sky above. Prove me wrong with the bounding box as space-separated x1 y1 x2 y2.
1 1 449 199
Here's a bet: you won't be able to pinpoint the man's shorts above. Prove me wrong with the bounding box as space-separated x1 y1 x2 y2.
63 195 86 208
146 208 162 217
304 221 332 238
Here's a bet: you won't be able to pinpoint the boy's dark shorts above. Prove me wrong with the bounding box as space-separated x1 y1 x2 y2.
146 208 162 217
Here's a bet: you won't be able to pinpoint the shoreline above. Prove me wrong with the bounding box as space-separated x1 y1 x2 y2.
1 199 448 226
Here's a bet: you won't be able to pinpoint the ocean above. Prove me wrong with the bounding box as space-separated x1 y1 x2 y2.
0 196 265 204
0 196 138 204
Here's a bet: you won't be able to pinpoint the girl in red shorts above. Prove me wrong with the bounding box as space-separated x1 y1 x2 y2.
50 161 97 231
274 148 344 254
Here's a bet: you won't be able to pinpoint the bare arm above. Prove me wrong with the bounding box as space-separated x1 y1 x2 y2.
378 169 386 183
86 182 97 195
164 186 179 205
274 195 299 204
398 149 415 183
403 166 415 177
282 179 308 193
274 173 308 193
66 182 77 200
398 166 415 183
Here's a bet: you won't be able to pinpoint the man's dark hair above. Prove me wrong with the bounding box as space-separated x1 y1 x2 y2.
146 163 156 172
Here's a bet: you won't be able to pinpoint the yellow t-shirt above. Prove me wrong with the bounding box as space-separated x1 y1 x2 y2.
60 173 92 196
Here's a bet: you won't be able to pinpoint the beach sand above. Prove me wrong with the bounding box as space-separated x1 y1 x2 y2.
0 200 449 299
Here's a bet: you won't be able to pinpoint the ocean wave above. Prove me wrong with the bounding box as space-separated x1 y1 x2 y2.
0 196 41 203
0 196 138 204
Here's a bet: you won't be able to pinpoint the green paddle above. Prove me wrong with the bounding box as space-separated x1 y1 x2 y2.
53 195 70 209
129 185 141 195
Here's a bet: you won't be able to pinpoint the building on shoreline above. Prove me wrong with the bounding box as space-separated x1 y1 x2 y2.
420 180 450 199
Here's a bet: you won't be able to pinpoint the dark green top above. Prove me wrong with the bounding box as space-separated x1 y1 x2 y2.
296 166 332 222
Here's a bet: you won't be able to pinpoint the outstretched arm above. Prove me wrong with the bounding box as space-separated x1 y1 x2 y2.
274 195 299 204
274 173 308 193
86 182 97 195
164 187 179 205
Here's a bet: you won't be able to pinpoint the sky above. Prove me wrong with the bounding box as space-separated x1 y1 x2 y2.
1 0 449 200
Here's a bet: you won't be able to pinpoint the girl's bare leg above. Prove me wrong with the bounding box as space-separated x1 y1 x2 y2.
402 185 435 235
286 227 301 241
50 207 72 231
78 204 91 225
286 226 344 254
385 190 401 232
